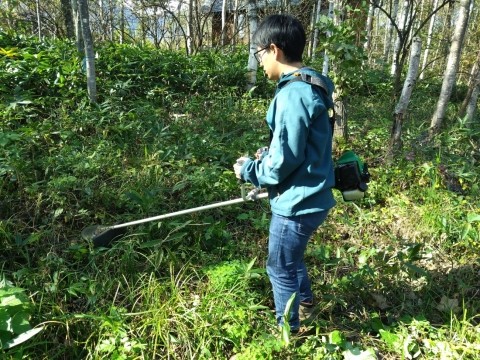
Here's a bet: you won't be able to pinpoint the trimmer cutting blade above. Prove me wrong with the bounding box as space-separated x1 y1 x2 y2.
81 225 127 247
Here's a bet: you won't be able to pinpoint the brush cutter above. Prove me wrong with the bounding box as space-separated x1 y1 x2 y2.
81 185 268 248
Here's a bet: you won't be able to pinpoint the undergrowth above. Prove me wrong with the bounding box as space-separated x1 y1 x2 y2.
1 33 479 359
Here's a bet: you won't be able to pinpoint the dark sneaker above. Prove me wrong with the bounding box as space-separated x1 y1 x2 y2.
299 301 315 323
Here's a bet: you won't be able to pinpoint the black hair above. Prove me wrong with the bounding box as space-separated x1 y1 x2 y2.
252 14 306 63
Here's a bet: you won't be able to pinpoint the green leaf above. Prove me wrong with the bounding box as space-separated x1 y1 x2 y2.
172 181 188 193
0 131 22 146
138 239 164 248
0 309 11 332
0 294 23 308
0 286 27 298
11 311 31 334
379 329 402 348
329 330 345 346
343 347 377 360
404 262 428 277
281 324 290 347
245 257 257 273
53 208 64 219
125 191 144 205
369 314 386 332
467 213 480 223
236 213 250 220
0 330 13 345
248 305 269 311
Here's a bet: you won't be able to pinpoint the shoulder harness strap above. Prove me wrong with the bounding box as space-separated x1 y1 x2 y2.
269 72 336 145
286 72 336 133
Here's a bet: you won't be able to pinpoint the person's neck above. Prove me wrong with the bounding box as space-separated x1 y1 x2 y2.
279 62 304 76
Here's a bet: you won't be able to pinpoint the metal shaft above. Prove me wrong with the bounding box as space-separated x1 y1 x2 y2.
109 192 268 230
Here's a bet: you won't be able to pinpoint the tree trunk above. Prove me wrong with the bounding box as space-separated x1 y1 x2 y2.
372 2 380 56
420 0 439 80
4 0 13 28
390 37 422 152
246 0 258 90
430 0 471 135
433 1 454 69
391 0 409 78
221 0 227 46
322 0 334 75
311 0 322 60
120 1 125 44
194 0 205 49
140 6 146 46
384 0 399 63
98 0 105 41
465 76 479 124
108 0 114 41
71 0 83 53
330 0 347 142
308 2 316 59
458 49 480 119
36 0 42 40
61 0 75 39
364 0 375 56
187 0 193 54
232 0 239 45
333 96 347 143
77 0 97 103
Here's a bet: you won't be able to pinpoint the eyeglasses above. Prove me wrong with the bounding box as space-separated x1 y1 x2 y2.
254 46 270 63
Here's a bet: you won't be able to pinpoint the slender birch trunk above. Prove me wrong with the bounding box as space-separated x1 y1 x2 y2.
390 37 422 151
384 0 399 62
187 0 193 54
5 0 13 28
140 6 146 46
98 0 105 41
233 0 238 45
308 2 316 59
61 0 75 39
221 0 226 46
72 0 83 53
372 3 379 55
322 0 334 75
108 0 114 41
328 0 347 141
391 0 409 77
430 0 471 134
120 1 125 44
433 1 453 69
458 49 480 119
465 76 479 124
412 0 425 42
364 0 375 55
246 0 258 90
311 0 322 60
420 0 439 80
77 0 97 103
36 0 42 40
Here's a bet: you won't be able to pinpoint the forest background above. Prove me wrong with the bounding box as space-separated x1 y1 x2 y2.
1 0 479 359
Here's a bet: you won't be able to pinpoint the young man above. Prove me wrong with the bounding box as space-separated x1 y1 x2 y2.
233 14 336 332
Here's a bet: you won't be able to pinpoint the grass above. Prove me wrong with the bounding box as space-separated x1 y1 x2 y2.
1 36 480 359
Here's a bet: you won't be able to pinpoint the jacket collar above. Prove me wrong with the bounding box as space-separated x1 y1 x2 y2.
276 67 315 90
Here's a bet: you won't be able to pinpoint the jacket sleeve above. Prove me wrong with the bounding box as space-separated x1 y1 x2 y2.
241 85 325 188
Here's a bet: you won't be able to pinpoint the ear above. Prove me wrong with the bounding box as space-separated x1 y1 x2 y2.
271 44 284 61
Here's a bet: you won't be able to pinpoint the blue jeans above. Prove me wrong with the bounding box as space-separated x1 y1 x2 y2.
267 211 329 331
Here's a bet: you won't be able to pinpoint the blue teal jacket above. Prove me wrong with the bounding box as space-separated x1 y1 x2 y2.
240 68 336 216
